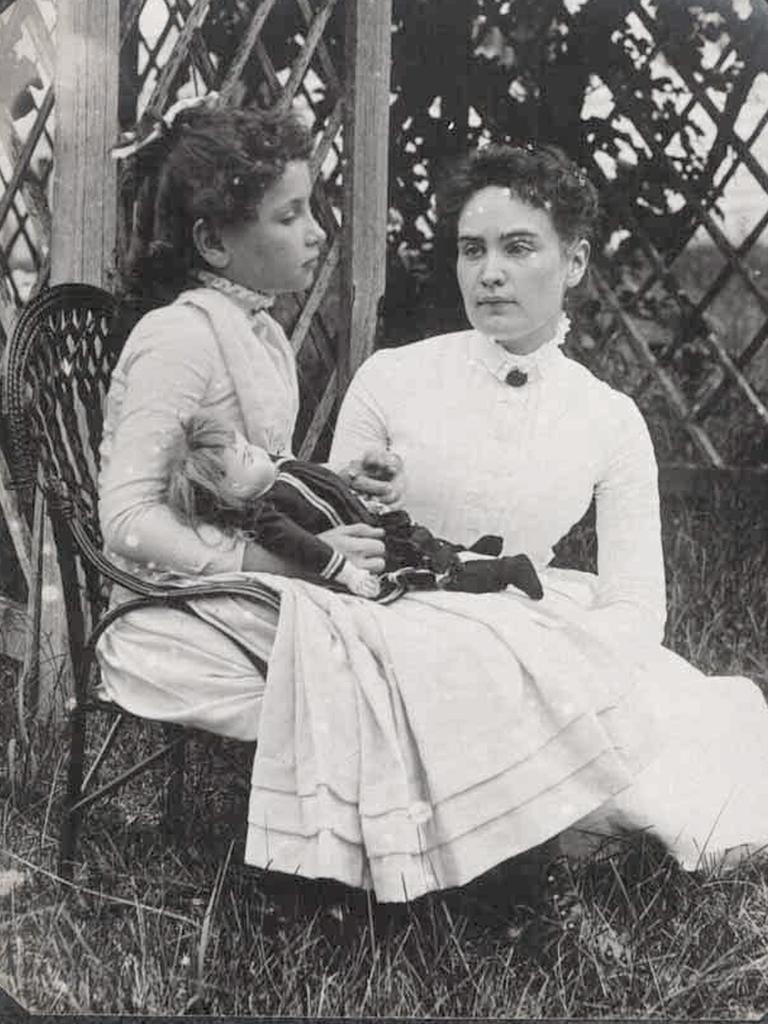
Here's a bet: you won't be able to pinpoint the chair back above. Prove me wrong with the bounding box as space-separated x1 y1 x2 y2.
1 284 125 625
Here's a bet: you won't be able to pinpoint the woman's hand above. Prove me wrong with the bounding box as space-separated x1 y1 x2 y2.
318 523 386 574
338 449 405 509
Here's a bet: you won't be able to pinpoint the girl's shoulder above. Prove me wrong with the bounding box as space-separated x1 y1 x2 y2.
120 298 217 364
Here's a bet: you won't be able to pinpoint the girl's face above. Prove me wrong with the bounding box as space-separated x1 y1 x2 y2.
218 431 277 503
456 186 589 354
216 161 326 294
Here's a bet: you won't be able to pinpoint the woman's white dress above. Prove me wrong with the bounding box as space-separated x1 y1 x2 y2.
315 325 768 889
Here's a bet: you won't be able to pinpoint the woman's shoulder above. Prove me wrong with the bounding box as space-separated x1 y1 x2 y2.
358 331 473 379
560 354 649 434
562 353 639 404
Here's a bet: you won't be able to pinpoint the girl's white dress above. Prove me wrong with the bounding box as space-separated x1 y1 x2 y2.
97 285 768 901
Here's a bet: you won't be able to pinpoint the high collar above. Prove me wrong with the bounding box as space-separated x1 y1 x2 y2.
195 270 275 320
468 313 571 386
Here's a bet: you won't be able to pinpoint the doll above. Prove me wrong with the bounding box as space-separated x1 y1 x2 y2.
164 415 544 602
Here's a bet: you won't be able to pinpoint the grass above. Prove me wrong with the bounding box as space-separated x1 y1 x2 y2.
2 481 768 1016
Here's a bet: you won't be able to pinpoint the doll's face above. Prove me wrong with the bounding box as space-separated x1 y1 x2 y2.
218 431 277 503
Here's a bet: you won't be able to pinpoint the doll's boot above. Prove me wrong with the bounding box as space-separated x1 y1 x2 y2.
496 554 544 600
443 554 543 600
467 534 503 557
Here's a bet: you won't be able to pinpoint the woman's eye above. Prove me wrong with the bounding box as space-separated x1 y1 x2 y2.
506 242 534 256
459 244 483 259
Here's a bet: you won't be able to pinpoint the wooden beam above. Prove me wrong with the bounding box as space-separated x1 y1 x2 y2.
51 0 120 287
339 0 392 392
38 1 119 720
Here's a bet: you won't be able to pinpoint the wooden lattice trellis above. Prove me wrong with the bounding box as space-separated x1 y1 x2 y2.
0 0 54 335
576 0 768 472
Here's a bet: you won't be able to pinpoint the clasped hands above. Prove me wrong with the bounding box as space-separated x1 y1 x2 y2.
320 450 404 575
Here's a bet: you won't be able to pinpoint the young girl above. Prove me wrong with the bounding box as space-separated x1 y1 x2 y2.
163 413 544 601
98 96 399 739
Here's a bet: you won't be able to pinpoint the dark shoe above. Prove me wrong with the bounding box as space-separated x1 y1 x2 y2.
442 554 543 600
497 554 544 600
468 534 504 557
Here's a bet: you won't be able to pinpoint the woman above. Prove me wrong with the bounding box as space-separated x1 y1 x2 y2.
97 96 399 740
325 143 768 882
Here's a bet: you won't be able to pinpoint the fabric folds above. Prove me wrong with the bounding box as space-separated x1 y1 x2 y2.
244 577 664 902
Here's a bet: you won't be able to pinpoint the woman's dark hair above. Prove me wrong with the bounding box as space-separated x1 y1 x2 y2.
118 103 313 306
436 143 599 249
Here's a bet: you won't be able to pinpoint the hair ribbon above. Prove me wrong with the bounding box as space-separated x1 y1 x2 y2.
111 91 220 161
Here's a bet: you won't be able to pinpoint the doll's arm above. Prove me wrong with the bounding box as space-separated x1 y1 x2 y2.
247 504 379 596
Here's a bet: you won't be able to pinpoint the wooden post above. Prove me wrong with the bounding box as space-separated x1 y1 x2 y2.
51 0 120 287
28 0 120 718
339 0 392 392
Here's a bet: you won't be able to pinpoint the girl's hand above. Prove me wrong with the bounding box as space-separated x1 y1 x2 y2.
319 523 386 574
339 449 405 509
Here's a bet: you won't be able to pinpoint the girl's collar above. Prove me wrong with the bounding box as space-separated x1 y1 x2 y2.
195 270 275 317
469 313 571 386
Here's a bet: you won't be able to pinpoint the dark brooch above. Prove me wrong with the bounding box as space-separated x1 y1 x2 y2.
505 368 529 387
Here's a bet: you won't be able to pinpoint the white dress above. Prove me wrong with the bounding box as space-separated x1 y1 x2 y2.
96 284 294 739
326 323 768 873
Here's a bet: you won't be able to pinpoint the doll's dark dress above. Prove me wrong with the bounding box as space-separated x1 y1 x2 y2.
242 457 543 599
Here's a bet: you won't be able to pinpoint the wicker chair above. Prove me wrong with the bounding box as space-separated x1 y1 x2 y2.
1 283 280 875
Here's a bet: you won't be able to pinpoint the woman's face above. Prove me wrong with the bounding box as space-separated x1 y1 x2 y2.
456 186 589 354
215 160 326 294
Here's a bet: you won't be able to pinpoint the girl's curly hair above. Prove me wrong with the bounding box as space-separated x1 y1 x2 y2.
118 103 313 307
435 143 600 250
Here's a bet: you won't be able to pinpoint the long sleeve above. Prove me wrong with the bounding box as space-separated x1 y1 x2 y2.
99 305 246 576
590 394 667 646
328 353 391 470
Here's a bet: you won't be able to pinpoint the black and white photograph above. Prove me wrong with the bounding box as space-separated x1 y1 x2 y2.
1 0 768 1016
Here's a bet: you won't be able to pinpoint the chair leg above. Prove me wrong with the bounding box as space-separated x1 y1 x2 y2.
162 724 186 840
59 705 87 878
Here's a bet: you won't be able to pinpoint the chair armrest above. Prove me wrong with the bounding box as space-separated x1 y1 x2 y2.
55 486 280 610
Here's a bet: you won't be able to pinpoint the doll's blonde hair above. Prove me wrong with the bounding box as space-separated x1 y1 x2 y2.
164 414 247 532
